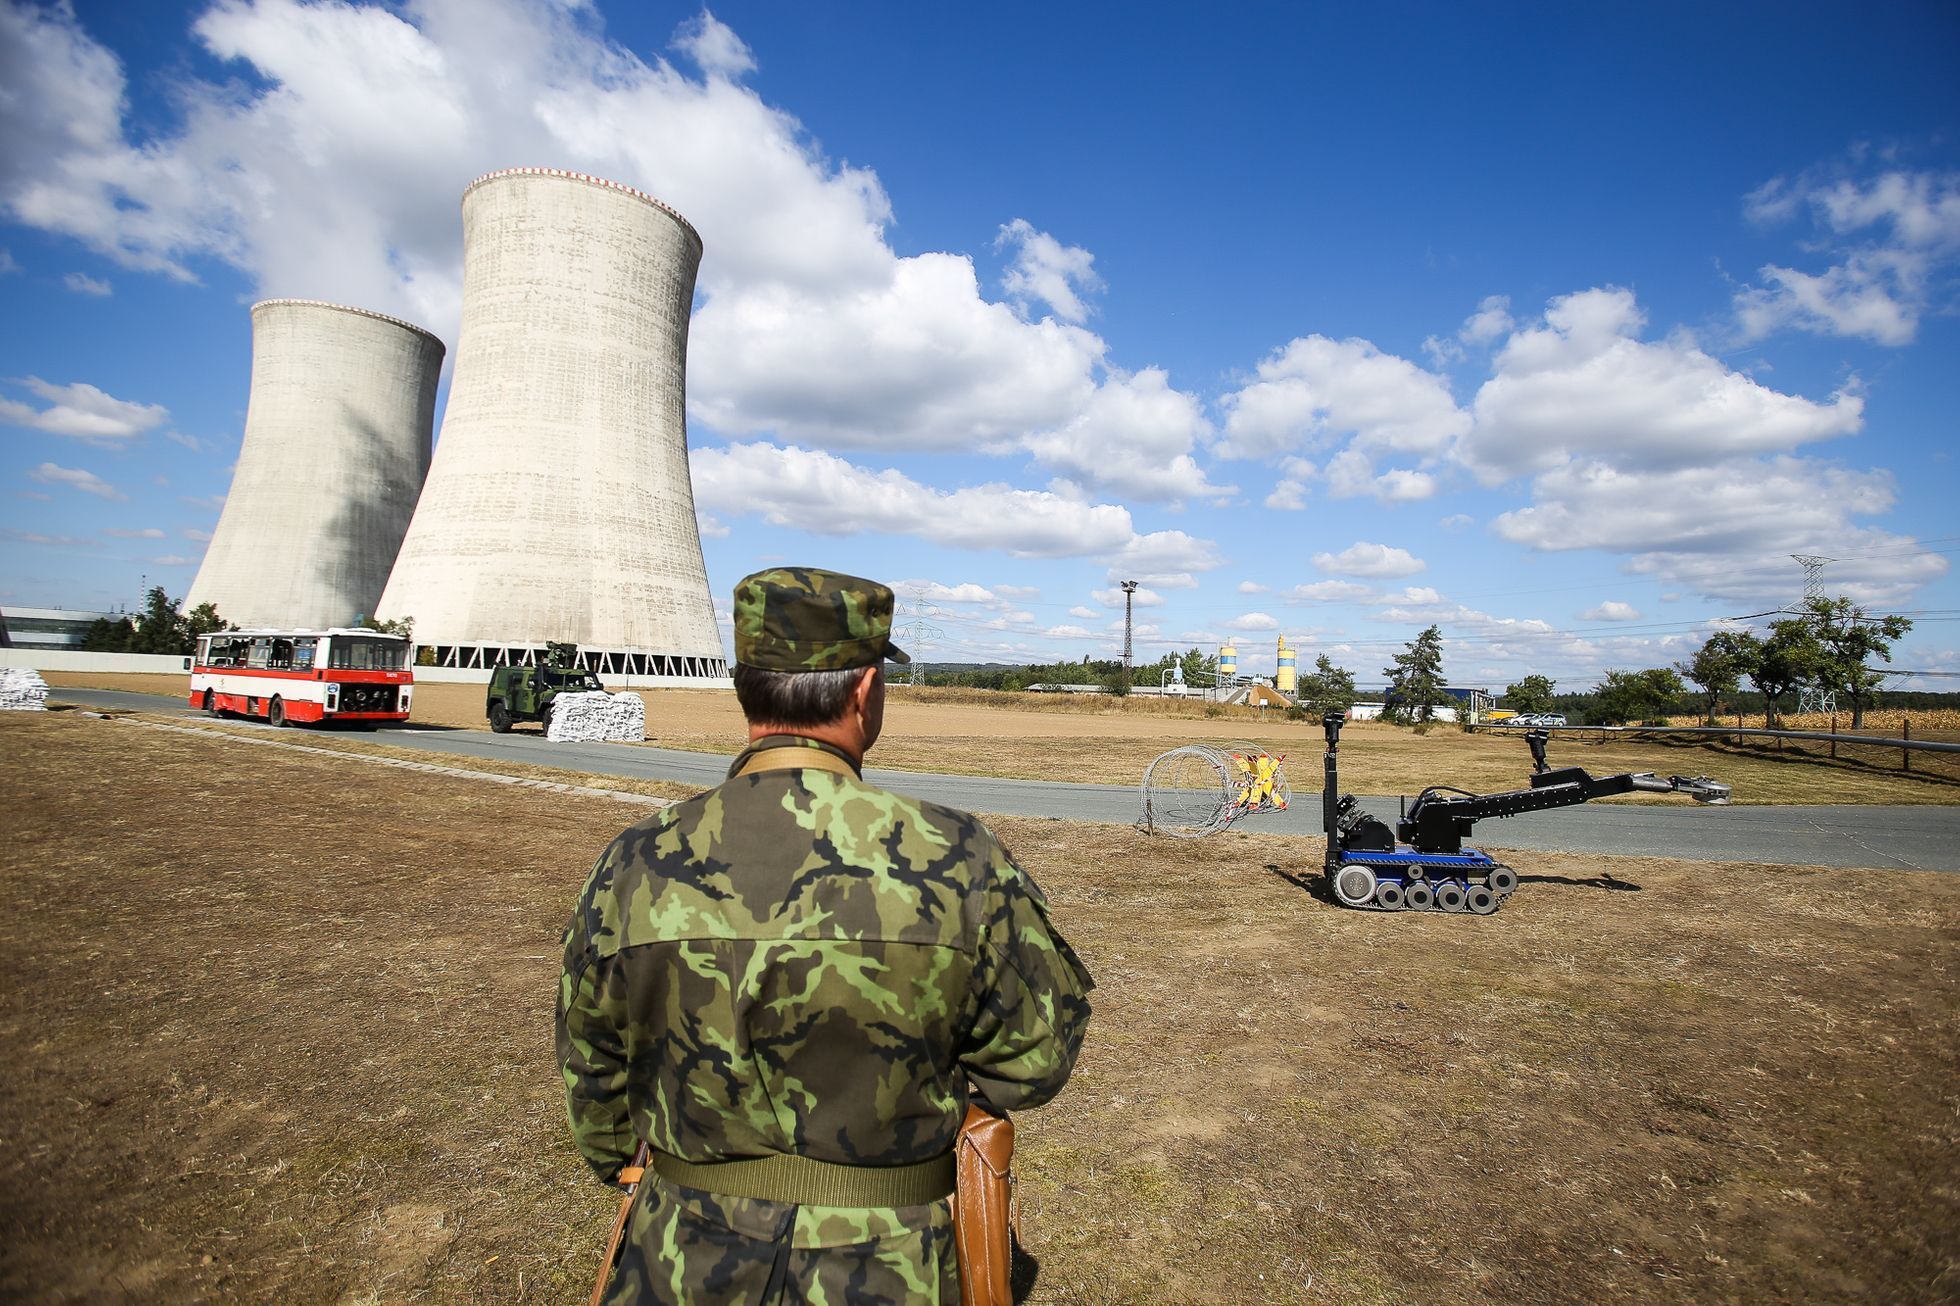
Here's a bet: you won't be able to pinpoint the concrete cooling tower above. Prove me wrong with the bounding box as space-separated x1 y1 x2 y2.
375 168 726 679
186 299 444 629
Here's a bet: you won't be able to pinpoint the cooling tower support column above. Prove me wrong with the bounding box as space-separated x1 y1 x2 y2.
186 300 444 630
376 168 726 679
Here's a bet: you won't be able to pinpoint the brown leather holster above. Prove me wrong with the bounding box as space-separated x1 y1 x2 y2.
589 1143 650 1306
949 1104 1017 1306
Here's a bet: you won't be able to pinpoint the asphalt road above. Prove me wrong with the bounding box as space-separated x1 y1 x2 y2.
46 686 1960 872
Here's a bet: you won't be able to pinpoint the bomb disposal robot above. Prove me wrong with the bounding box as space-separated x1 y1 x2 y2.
1319 712 1730 914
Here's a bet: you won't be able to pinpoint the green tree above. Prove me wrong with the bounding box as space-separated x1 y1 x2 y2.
1748 618 1825 728
1179 646 1217 688
1591 667 1685 725
1383 625 1446 725
80 615 135 651
115 587 233 656
1802 596 1912 728
1677 631 1759 724
186 601 232 642
1504 674 1556 713
1297 654 1357 716
128 586 189 654
360 614 414 639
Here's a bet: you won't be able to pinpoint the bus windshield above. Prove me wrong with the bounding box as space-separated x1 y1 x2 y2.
326 636 408 671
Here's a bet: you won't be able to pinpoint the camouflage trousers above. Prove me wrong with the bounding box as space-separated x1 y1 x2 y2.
604 1177 959 1305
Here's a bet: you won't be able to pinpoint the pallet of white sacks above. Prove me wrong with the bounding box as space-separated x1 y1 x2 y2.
0 667 51 711
545 690 646 743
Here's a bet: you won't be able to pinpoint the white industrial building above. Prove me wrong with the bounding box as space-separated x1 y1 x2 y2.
376 168 725 678
0 606 120 650
186 299 444 629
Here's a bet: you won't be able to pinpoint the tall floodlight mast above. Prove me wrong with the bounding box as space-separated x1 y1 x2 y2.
376 169 724 678
187 300 443 629
1121 580 1140 671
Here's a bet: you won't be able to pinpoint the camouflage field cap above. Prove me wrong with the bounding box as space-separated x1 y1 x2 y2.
733 567 912 671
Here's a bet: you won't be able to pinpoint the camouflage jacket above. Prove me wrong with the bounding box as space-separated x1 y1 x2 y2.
557 735 1094 1304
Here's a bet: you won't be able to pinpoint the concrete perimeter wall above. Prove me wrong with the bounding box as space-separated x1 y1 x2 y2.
0 650 191 675
411 666 731 690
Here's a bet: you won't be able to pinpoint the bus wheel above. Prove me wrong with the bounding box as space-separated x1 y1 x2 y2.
201 689 216 716
268 697 287 728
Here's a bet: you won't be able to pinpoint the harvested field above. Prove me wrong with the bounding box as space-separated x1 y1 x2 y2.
44 672 1960 803
2 711 1956 1303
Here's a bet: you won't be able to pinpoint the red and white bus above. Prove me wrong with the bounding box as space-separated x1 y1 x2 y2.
189 629 414 727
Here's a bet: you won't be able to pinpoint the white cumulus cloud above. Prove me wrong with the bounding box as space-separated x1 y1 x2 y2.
1323 448 1436 502
997 218 1100 324
1464 287 1862 483
1107 529 1224 584
1288 580 1375 603
0 377 168 443
1312 541 1425 578
1262 455 1315 510
1581 601 1641 621
1023 366 1227 503
670 10 755 79
1422 295 1514 367
28 461 124 499
1218 335 1469 461
1737 165 1960 346
1496 457 1946 605
689 442 1220 570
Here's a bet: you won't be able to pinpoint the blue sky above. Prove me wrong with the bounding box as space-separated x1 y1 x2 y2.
3 0 1957 690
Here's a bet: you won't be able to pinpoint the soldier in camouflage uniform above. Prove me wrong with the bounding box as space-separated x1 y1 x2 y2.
558 567 1094 1304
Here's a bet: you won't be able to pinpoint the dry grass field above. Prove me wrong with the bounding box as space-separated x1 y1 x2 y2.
2 710 1956 1304
45 672 1960 805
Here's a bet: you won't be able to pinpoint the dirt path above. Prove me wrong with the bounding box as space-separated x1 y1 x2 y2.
2 711 1955 1302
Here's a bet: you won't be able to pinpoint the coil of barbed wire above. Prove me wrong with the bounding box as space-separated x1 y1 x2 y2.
1139 743 1290 838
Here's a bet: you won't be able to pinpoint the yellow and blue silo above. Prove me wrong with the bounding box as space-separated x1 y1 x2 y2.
1219 641 1238 682
1276 636 1297 694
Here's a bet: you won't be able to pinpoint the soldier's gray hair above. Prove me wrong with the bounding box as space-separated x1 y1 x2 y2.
732 663 870 727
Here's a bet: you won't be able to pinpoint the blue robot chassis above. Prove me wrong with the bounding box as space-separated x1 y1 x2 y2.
1318 711 1729 914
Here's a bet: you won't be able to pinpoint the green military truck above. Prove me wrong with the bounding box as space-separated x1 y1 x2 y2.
486 643 603 733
